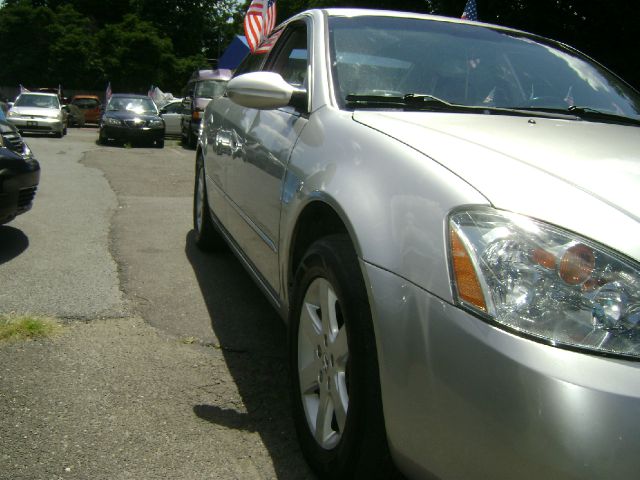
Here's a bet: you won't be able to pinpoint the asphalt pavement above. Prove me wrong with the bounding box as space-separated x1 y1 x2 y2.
0 129 314 480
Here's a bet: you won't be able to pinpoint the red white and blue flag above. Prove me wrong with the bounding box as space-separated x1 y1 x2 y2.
105 82 112 102
244 0 277 53
461 0 478 21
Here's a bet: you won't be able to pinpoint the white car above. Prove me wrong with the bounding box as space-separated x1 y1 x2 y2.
195 9 640 480
7 92 67 137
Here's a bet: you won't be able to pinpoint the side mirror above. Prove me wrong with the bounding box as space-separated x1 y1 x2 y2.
226 72 307 111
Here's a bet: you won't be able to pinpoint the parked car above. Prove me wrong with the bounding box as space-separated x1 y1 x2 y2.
0 119 33 158
0 122 40 224
64 103 85 128
7 92 67 137
181 69 231 149
98 94 165 148
70 95 101 125
194 8 640 480
159 99 185 137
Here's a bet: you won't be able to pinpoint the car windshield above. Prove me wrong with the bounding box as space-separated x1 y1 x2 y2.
195 80 227 99
107 97 157 114
73 98 100 109
15 94 60 109
329 16 640 120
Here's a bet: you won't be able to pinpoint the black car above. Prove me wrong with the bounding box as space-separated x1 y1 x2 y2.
0 121 40 224
98 94 165 148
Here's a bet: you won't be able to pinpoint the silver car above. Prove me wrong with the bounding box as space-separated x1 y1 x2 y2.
194 9 640 480
7 92 67 137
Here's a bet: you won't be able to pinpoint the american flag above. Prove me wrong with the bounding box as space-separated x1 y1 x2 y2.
461 0 478 21
106 82 112 102
243 0 277 53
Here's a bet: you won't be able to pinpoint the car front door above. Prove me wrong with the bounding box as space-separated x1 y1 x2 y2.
223 23 310 296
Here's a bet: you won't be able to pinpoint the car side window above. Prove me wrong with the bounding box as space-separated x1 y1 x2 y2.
265 24 308 88
234 49 269 77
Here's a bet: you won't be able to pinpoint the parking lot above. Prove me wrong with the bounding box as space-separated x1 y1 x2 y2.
0 129 315 480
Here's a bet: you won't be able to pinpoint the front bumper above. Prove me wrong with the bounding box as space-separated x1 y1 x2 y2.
101 125 164 144
7 115 63 134
365 262 640 480
0 158 40 224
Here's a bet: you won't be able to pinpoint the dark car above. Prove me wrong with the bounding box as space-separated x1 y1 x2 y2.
180 69 231 148
98 94 165 148
0 122 40 224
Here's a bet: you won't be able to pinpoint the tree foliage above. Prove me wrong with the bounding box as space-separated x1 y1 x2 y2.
0 0 638 94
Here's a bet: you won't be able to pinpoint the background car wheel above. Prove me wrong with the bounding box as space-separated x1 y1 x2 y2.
290 235 400 480
193 156 226 251
187 128 196 149
156 138 164 148
98 130 107 145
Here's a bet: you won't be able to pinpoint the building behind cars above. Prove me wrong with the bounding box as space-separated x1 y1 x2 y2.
180 68 232 148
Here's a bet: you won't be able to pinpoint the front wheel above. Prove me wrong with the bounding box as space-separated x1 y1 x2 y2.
289 235 400 479
193 156 226 251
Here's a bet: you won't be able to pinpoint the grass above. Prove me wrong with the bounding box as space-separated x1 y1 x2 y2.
0 314 62 341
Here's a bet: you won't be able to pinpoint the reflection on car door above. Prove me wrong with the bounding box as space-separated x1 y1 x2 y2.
224 24 309 295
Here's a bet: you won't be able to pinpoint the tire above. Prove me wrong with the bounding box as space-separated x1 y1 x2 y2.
98 130 107 145
54 129 63 138
289 235 400 480
187 127 196 149
193 156 226 251
156 138 164 148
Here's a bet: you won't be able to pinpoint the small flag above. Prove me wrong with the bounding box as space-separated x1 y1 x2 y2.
58 84 62 97
244 0 277 53
105 82 112 102
147 85 155 98
19 84 29 93
461 0 478 21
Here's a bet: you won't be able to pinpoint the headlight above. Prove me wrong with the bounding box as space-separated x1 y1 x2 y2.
449 207 640 359
7 111 17 117
104 117 122 126
148 119 163 128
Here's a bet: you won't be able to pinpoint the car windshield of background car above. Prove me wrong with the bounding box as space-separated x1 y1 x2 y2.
195 80 227 99
15 94 60 109
108 97 157 114
73 98 99 109
328 16 640 119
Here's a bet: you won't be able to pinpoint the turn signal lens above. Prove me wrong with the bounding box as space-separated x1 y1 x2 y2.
559 243 595 285
450 227 487 312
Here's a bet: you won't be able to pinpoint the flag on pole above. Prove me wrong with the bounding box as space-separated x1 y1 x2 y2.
105 82 112 102
461 0 478 21
243 0 277 53
147 85 155 99
19 84 29 93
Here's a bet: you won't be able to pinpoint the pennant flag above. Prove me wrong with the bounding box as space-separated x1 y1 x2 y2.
19 84 30 93
106 82 112 102
461 0 478 21
58 84 62 97
244 0 277 53
147 85 155 98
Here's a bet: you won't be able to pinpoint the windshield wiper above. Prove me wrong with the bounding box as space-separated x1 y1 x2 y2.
514 105 640 126
567 106 640 126
345 93 463 111
345 93 576 119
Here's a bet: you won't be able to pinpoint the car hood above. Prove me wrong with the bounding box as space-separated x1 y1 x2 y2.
353 111 640 261
11 106 60 118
